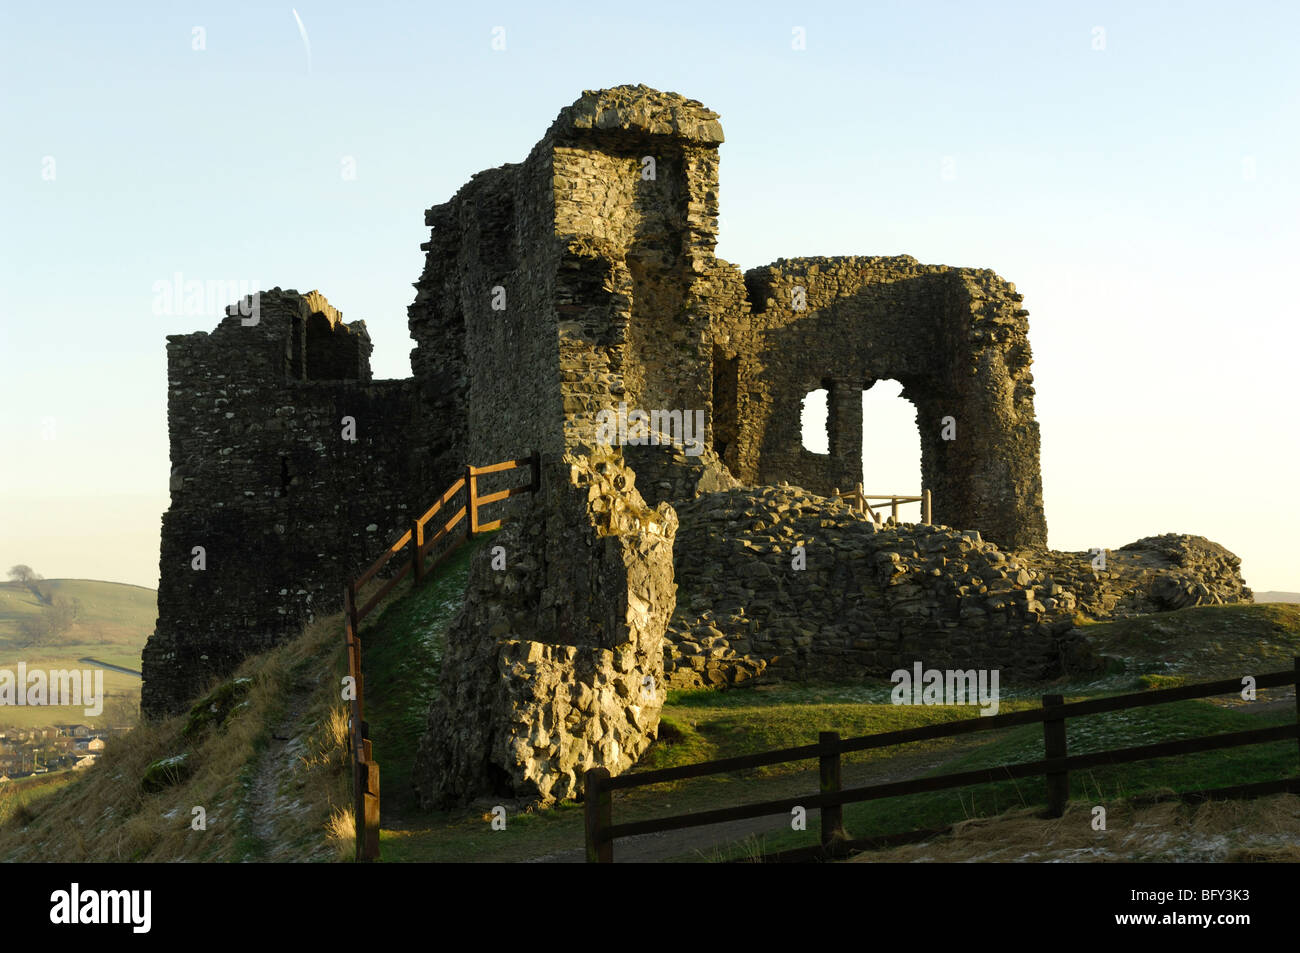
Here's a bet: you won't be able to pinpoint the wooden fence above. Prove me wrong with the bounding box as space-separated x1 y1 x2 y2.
343 452 540 861
583 659 1300 862
833 484 931 525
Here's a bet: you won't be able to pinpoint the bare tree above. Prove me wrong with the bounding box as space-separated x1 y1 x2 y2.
16 595 80 647
7 565 52 606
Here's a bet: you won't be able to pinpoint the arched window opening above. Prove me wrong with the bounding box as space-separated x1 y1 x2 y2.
801 387 829 453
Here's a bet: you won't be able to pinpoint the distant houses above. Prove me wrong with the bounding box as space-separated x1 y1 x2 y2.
53 724 93 739
0 723 128 778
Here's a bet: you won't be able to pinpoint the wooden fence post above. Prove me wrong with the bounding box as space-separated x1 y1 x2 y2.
819 731 845 851
1042 693 1068 818
891 497 899 522
584 767 612 863
361 738 380 862
465 464 477 539
344 580 374 862
529 450 541 493
923 489 932 525
354 773 365 861
351 746 363 861
411 517 424 586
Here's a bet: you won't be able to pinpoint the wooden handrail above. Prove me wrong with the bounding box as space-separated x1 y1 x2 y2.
416 476 467 526
470 456 532 476
831 486 932 525
602 668 1296 792
585 658 1300 861
358 560 412 620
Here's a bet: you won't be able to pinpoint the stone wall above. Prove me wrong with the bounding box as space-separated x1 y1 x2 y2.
408 85 732 475
715 256 1048 549
405 85 1046 554
412 447 676 806
142 290 438 716
664 485 1079 689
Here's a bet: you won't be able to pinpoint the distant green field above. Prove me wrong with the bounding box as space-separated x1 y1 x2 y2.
0 580 156 728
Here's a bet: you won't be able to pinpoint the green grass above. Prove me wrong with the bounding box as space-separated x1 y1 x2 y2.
361 535 493 823
0 771 78 826
380 800 588 863
695 696 1300 861
645 693 1041 777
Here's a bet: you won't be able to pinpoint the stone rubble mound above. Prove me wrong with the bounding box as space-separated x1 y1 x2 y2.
663 485 1252 690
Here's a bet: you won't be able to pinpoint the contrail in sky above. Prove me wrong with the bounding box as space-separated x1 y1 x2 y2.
292 9 312 73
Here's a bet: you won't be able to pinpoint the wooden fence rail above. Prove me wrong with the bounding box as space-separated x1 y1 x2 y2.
584 659 1300 862
344 452 540 861
833 484 931 525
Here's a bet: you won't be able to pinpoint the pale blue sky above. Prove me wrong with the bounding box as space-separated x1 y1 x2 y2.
2 1 1297 591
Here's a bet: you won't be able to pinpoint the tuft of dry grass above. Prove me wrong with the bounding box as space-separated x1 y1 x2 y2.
847 793 1300 863
327 806 356 861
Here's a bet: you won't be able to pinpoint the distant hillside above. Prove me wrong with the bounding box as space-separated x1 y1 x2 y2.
0 579 156 729
1256 591 1300 604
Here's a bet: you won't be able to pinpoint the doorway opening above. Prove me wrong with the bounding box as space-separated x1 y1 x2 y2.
861 379 920 493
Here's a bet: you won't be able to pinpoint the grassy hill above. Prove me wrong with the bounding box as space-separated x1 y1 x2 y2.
0 579 156 729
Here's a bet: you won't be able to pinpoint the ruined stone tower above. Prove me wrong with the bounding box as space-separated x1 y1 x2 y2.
141 290 445 716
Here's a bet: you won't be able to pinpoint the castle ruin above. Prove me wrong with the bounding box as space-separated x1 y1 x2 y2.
145 86 1251 808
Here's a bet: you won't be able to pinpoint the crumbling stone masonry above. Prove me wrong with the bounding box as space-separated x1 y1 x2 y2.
405 85 1054 803
142 290 445 716
662 485 1252 690
147 85 1252 809
723 256 1048 549
406 87 1046 550
413 447 676 806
